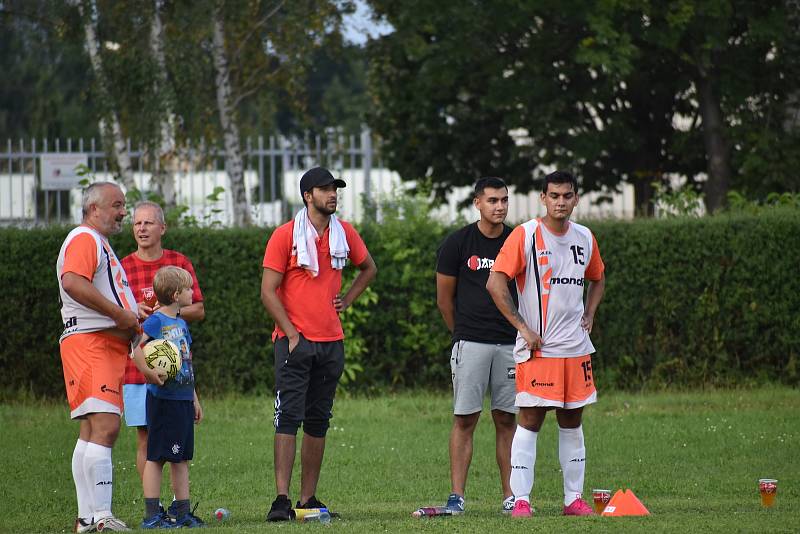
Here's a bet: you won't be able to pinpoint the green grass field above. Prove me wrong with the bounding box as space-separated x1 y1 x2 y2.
2 388 798 533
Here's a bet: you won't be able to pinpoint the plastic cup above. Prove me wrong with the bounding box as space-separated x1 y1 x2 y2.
142 288 158 309
759 479 778 508
592 489 611 514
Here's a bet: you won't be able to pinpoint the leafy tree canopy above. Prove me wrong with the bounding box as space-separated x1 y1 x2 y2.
366 0 800 207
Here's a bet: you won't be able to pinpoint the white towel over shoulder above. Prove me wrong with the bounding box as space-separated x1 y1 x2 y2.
292 207 350 277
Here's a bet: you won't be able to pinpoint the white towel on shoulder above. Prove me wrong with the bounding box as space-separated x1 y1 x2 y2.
292 207 349 277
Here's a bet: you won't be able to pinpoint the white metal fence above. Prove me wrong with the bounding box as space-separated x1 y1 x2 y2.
0 130 634 227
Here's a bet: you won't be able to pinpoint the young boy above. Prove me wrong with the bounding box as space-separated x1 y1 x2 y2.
132 266 204 528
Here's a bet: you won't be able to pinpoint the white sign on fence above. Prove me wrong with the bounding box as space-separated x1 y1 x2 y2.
40 153 88 191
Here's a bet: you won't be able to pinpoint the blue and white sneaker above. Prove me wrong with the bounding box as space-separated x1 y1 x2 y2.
502 496 515 513
174 511 205 528
139 512 175 530
445 493 465 514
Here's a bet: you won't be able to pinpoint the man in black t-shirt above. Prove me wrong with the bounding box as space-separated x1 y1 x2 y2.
436 177 518 514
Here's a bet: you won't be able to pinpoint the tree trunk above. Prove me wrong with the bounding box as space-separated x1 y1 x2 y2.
72 0 135 190
696 72 731 213
785 0 800 132
632 177 655 217
785 93 800 132
150 0 177 206
211 4 251 227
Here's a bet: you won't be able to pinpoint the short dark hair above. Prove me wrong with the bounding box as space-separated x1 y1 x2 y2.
474 176 508 198
542 170 578 194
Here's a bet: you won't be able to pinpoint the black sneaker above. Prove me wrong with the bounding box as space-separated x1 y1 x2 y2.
267 494 295 522
297 496 339 518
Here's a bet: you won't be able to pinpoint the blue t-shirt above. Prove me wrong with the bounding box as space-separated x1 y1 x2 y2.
142 311 195 401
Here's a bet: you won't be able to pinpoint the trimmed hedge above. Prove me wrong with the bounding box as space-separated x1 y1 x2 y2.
0 226 276 398
592 210 800 387
1 208 798 399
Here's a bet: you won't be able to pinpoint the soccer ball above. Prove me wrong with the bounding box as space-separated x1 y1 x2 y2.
143 339 181 380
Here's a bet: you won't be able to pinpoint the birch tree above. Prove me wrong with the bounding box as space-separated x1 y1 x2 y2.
205 0 343 226
70 0 135 190
149 0 177 206
211 1 251 226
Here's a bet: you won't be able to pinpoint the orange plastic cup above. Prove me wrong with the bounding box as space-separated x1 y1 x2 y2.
759 479 777 508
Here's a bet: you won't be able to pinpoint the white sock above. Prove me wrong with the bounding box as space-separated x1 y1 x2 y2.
510 425 537 502
72 439 93 520
84 442 114 518
559 425 586 506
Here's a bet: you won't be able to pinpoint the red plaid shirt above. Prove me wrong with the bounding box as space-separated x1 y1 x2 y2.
121 249 204 384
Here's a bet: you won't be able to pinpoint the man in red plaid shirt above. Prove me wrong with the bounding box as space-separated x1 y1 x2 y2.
121 201 205 484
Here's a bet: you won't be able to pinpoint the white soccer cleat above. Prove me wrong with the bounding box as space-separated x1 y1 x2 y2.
94 516 131 531
74 517 96 533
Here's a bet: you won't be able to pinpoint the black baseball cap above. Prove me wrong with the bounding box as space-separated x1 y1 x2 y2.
299 167 346 198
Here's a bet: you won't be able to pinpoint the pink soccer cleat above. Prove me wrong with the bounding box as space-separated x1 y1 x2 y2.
511 499 532 518
563 497 594 516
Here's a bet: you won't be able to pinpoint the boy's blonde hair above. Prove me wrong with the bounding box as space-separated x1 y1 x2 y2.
153 266 193 305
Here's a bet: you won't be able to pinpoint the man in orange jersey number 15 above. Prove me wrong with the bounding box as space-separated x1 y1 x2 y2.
486 170 606 518
57 182 145 532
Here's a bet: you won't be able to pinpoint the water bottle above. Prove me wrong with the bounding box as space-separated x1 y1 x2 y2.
213 508 231 521
412 506 453 518
295 508 332 524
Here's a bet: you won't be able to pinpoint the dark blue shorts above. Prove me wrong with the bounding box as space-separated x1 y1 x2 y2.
146 392 194 463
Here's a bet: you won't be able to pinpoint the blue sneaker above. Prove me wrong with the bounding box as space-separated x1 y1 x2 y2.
140 512 175 529
445 493 465 514
174 512 205 528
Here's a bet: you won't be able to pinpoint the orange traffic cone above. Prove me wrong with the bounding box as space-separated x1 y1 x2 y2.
601 489 650 516
600 490 625 516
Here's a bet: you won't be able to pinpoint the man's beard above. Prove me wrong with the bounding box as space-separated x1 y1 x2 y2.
313 199 336 215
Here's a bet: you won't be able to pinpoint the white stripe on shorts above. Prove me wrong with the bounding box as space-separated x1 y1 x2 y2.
515 390 597 409
71 398 121 419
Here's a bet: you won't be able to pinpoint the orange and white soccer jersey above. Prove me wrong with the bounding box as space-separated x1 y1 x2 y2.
57 225 137 341
492 218 604 362
57 225 137 418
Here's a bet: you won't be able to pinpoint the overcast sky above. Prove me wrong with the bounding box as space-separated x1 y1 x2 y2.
341 0 393 45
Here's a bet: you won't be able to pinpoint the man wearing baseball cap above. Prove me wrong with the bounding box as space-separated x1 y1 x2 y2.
261 167 377 520
299 166 347 194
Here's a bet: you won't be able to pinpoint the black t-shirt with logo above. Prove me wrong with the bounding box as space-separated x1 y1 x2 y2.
436 222 518 344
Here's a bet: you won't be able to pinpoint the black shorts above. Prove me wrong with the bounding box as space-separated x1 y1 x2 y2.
146 392 194 463
273 335 344 437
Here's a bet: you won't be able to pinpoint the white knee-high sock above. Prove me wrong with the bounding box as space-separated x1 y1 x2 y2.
84 442 114 518
509 425 537 503
559 425 586 506
72 439 93 520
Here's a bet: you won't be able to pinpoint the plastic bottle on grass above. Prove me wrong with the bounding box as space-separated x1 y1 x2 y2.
295 508 332 524
213 508 230 521
412 506 453 518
